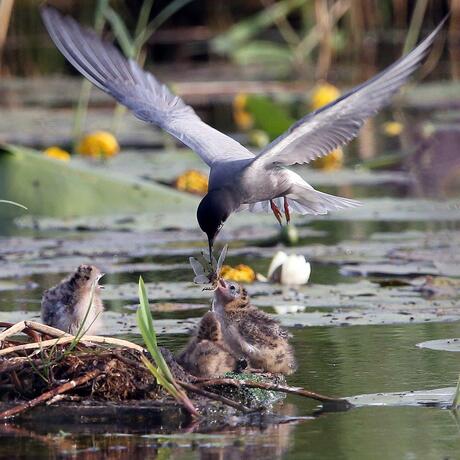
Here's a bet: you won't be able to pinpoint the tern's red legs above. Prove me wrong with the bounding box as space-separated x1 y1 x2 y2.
270 200 283 226
283 197 291 224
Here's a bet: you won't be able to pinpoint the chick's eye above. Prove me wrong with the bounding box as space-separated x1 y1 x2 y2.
230 284 235 291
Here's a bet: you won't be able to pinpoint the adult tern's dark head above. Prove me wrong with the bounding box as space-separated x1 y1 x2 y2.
197 189 236 262
40 6 447 255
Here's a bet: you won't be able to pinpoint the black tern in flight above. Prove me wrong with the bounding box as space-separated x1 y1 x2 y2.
41 7 446 260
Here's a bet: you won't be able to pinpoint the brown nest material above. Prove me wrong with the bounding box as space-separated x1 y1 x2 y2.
0 320 351 421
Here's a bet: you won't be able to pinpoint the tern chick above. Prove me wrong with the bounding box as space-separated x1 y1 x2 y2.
41 7 446 262
41 265 104 335
177 311 238 378
213 279 297 375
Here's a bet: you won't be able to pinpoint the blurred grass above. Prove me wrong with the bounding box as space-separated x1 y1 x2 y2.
0 0 451 78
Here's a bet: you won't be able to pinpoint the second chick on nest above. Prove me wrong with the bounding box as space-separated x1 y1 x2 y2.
213 279 297 375
41 265 104 335
177 311 238 378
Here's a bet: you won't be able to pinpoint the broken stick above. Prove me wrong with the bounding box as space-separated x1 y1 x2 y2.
0 368 104 420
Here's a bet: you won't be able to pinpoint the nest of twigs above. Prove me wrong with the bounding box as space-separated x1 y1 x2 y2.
0 321 178 416
0 320 350 421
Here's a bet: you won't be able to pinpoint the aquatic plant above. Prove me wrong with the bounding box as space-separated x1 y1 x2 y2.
43 146 71 162
382 121 404 137
76 131 120 159
264 250 311 285
0 199 27 210
174 169 208 195
136 276 199 416
220 264 256 283
452 374 460 409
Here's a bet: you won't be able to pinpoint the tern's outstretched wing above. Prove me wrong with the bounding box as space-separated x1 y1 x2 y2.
41 6 254 167
251 17 447 169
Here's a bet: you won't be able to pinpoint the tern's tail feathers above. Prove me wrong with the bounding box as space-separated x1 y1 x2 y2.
291 189 361 215
236 191 361 216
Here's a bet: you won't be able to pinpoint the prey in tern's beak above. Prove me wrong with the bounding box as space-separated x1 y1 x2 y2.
189 245 228 289
41 6 448 254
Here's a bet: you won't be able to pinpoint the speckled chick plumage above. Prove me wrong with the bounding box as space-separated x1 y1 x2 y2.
214 280 297 375
177 311 237 378
41 265 104 335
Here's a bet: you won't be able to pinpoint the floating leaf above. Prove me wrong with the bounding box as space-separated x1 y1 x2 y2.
0 144 197 218
416 338 460 352
348 387 456 409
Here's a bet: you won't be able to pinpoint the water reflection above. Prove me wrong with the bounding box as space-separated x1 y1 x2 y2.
0 405 303 460
2 322 460 459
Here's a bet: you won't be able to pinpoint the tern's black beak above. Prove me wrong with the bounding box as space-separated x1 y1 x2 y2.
197 189 237 267
207 236 214 268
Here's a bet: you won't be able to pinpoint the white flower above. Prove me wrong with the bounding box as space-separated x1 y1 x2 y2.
273 304 306 314
266 251 311 286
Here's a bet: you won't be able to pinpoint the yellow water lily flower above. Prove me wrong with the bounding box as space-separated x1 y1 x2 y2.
311 148 344 171
248 129 270 148
220 264 256 283
175 169 208 195
383 121 403 137
310 82 343 170
233 93 254 131
43 146 71 161
310 82 341 110
76 131 120 158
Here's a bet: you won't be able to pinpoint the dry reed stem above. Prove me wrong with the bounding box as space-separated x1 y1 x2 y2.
0 0 14 56
0 321 27 342
0 335 145 357
23 321 73 338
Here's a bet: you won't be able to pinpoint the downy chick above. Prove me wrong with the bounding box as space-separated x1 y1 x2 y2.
177 311 238 378
41 265 104 335
213 279 297 375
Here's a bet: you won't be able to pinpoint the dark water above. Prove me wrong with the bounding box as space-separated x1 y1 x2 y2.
1 214 460 459
1 322 460 459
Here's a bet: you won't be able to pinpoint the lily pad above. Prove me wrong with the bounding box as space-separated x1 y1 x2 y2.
340 262 442 277
416 338 460 352
0 144 198 218
348 387 456 408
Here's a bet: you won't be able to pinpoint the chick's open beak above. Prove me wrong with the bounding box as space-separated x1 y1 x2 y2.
97 273 105 289
217 278 227 293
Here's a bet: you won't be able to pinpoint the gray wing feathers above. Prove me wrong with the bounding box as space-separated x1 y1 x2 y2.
41 6 253 166
253 17 446 168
